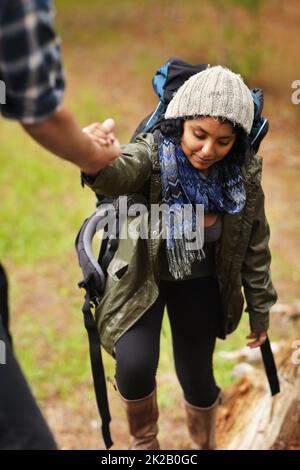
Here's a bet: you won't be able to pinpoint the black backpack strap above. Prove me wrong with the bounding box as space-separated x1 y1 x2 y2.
80 285 113 449
100 201 121 275
75 211 114 449
152 129 161 169
0 263 13 346
260 337 280 396
148 130 161 208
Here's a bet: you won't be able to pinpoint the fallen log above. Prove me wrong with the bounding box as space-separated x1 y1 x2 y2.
217 340 300 450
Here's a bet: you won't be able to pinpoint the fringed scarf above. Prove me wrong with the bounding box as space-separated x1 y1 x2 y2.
158 134 246 279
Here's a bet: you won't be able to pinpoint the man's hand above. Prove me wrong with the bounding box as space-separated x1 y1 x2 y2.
22 108 121 175
246 331 268 349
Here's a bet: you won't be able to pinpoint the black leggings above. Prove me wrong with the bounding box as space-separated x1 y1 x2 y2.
115 276 222 408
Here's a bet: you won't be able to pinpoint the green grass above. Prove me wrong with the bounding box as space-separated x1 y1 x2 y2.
15 313 89 402
0 122 92 264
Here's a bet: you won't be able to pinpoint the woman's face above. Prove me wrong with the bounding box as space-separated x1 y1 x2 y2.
181 117 237 171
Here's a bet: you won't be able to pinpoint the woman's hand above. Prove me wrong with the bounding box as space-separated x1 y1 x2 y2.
81 118 121 175
246 331 268 349
83 118 119 148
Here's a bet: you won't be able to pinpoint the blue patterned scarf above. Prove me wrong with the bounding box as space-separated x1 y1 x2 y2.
158 134 246 279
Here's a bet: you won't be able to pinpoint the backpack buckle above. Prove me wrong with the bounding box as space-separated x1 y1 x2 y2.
92 295 101 307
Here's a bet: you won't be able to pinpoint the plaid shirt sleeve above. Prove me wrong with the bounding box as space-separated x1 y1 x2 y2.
0 0 65 123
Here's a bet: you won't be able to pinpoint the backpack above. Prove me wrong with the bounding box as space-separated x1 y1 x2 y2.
75 58 278 449
130 58 269 151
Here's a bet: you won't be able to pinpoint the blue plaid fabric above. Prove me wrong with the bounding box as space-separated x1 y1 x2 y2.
0 0 65 123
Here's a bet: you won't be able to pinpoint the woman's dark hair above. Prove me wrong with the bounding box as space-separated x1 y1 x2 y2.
158 116 254 167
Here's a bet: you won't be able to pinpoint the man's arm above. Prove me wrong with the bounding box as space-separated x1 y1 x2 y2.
22 108 121 174
0 0 120 172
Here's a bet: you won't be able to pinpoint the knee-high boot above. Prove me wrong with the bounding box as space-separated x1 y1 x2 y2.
184 391 222 450
118 386 160 450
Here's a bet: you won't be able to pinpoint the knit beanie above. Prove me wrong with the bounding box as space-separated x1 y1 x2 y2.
164 65 254 135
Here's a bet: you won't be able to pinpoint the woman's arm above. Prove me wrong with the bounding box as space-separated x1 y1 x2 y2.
81 133 153 197
241 183 278 336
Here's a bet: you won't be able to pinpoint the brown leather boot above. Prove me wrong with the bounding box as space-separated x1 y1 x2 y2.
184 391 222 450
118 387 160 450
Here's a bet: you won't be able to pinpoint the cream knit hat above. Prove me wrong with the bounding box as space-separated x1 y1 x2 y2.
164 65 254 135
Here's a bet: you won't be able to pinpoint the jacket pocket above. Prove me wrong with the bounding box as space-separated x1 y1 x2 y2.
226 283 245 334
107 258 129 282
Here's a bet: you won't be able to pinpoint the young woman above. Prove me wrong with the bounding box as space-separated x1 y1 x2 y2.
82 65 278 450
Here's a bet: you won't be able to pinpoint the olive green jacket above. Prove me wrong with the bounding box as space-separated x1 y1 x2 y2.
82 133 278 358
